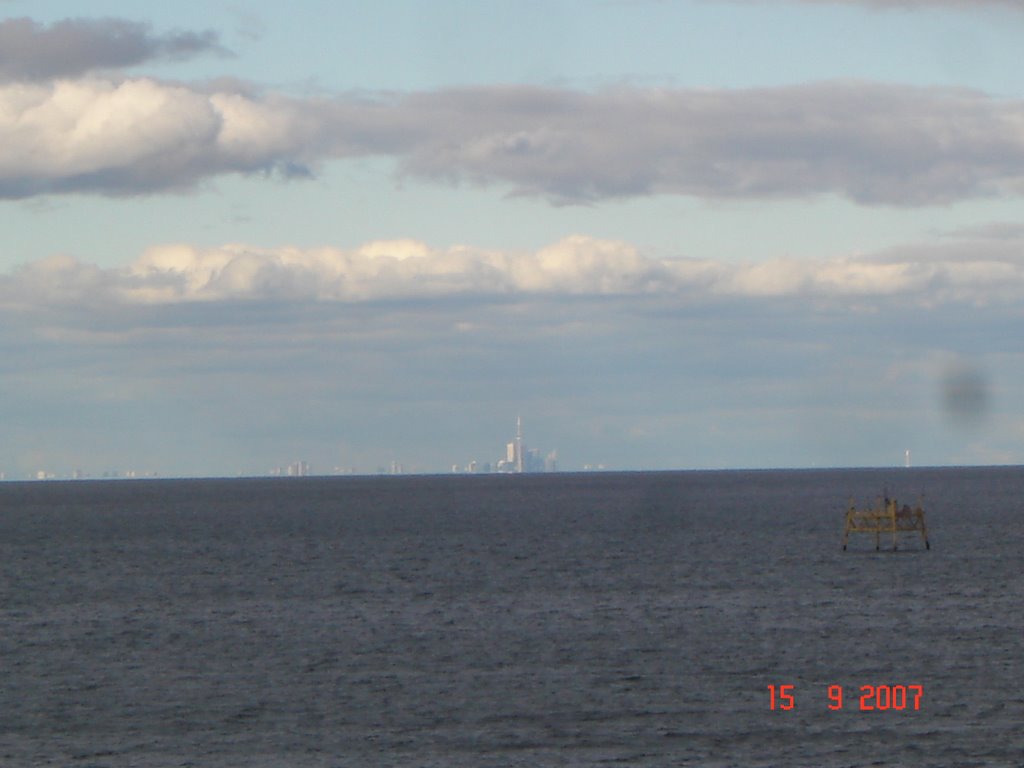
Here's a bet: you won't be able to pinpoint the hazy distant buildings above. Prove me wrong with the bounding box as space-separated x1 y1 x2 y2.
27 468 157 481
269 461 311 477
455 417 557 474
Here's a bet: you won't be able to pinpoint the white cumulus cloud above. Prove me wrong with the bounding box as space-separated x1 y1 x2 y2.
0 78 334 196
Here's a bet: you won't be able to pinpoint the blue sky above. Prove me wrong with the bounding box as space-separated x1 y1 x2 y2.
2 0 1024 477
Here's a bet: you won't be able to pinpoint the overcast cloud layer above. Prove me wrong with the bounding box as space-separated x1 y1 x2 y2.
3 76 1024 204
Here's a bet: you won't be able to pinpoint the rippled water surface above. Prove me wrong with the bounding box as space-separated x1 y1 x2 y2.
1 468 1022 766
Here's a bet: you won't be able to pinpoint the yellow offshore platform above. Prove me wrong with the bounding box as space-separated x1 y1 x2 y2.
842 495 930 551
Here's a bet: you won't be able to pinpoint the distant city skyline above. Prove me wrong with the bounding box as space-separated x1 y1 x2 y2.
11 417 565 481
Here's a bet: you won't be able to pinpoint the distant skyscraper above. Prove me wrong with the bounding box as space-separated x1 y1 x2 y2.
515 415 524 473
544 450 558 473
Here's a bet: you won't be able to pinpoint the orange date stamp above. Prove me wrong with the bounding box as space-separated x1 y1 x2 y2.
768 684 923 711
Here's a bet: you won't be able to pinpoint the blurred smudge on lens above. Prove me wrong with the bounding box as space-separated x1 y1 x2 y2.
941 362 990 429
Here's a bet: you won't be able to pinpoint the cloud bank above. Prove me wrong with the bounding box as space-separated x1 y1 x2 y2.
3 76 1024 204
0 17 224 81
6 231 1024 474
4 232 1024 309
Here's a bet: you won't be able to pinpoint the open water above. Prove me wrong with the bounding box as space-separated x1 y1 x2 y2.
1 467 1022 767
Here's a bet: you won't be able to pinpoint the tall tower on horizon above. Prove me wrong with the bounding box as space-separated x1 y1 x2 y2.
515 415 524 473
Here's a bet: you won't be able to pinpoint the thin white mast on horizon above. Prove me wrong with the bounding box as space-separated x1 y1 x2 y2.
516 415 524 473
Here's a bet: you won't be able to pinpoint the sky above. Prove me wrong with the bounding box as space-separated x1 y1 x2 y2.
2 0 1024 477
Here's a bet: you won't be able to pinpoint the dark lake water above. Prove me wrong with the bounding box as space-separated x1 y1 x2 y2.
1 467 1021 766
